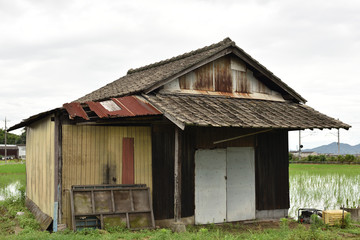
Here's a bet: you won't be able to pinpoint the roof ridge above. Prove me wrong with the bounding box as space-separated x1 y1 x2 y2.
126 37 234 75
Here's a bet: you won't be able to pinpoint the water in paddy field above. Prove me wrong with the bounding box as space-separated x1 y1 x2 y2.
0 181 22 200
289 171 360 219
0 171 26 201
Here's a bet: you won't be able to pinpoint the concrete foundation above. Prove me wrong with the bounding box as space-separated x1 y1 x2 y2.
155 216 194 228
170 222 186 233
256 209 288 220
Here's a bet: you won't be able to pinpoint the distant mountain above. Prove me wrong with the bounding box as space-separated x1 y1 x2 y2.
303 142 360 155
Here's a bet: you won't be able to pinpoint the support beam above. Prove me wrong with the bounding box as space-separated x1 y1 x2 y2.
174 127 182 222
53 113 63 231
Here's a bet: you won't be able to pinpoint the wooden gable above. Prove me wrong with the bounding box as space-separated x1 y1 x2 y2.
162 55 284 101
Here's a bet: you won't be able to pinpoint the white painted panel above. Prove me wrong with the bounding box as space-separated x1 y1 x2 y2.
226 147 255 221
231 57 246 71
163 78 180 90
195 149 226 224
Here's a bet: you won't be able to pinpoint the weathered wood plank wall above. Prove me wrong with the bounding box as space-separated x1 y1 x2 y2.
177 55 275 95
26 115 55 219
61 125 152 228
255 130 289 210
152 125 256 220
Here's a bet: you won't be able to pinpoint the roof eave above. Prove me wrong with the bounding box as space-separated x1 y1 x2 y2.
230 46 307 103
7 108 61 132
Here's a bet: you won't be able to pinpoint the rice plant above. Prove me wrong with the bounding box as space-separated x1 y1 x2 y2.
289 164 360 218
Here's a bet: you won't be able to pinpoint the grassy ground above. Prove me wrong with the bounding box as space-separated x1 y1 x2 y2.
0 159 25 166
1 163 360 239
0 163 25 174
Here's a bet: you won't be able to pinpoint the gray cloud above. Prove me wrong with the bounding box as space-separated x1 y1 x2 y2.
1 0 359 148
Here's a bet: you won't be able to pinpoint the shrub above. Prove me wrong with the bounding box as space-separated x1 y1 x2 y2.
344 154 355 162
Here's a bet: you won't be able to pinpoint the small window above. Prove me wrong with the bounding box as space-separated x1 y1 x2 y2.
100 100 121 112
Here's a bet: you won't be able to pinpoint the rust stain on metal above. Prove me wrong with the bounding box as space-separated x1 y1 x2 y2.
115 96 161 116
63 103 89 120
86 101 111 118
214 57 232 92
64 96 161 120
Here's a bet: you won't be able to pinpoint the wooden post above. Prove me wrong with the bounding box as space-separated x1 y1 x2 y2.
53 113 63 231
337 128 340 155
4 117 7 164
174 127 182 222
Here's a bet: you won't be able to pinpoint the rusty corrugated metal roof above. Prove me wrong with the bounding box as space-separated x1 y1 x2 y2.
63 96 161 120
63 102 89 120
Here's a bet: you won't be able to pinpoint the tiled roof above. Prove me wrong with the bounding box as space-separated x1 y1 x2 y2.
144 93 350 130
76 38 305 103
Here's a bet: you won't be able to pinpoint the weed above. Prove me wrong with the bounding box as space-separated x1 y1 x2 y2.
280 218 289 230
104 222 127 233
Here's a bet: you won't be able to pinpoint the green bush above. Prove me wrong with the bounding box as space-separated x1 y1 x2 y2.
344 154 355 162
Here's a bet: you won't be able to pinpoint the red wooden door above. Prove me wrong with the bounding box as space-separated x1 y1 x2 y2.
122 137 134 184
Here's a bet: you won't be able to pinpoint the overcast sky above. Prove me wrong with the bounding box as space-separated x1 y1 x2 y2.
1 0 359 150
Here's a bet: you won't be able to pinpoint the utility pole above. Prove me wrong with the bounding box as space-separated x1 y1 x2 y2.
4 117 7 164
337 128 340 155
298 130 301 159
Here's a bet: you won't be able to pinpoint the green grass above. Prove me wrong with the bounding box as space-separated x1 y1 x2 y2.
1 217 359 239
0 163 26 174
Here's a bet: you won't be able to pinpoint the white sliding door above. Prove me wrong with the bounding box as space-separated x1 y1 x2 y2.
195 147 255 224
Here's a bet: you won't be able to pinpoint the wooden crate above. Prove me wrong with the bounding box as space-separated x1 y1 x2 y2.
70 184 155 231
322 210 349 225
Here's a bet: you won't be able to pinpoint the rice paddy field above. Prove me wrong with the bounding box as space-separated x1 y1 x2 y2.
1 163 359 219
0 163 26 201
1 162 360 239
0 163 359 218
289 164 360 219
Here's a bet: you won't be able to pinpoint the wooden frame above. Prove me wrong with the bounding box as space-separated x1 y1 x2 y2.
70 184 155 231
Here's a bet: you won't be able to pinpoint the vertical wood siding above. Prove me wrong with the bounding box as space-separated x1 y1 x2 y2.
152 125 255 220
26 116 55 218
176 55 277 96
61 125 152 227
255 130 289 210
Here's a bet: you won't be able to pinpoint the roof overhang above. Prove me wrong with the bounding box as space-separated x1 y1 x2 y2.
143 93 350 130
8 108 60 132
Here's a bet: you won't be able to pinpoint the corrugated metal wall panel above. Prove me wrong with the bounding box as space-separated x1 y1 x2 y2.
26 115 55 218
61 125 152 228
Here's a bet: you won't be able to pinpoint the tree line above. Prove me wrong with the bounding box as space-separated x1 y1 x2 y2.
0 128 26 144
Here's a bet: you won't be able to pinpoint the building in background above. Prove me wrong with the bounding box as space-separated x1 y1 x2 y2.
0 144 19 159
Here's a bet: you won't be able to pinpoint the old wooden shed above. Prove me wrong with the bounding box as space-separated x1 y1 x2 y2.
9 38 350 230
